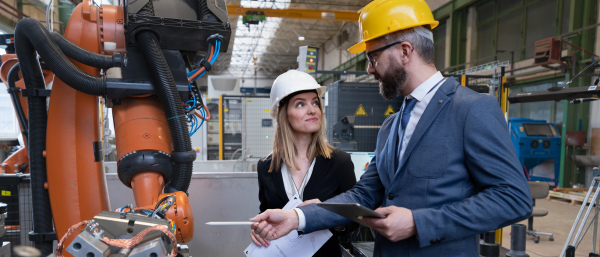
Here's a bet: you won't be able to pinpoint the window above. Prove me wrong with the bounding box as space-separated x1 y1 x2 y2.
433 20 447 70
561 0 572 35
475 0 564 65
496 10 522 62
508 79 564 127
498 0 521 13
477 21 495 64
525 0 558 59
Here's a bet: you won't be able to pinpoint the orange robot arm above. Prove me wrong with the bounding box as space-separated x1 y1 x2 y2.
2 0 230 255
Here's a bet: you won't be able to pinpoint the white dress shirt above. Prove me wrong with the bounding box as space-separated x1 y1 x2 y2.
295 71 445 231
398 71 445 160
282 159 316 201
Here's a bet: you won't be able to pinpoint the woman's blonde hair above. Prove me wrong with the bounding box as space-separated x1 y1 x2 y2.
269 91 334 173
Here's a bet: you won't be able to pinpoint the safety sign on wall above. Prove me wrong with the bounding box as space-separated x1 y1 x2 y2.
384 105 395 117
355 104 367 116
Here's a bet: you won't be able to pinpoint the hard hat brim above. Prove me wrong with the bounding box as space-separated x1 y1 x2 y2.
270 86 327 118
348 41 366 54
346 21 440 54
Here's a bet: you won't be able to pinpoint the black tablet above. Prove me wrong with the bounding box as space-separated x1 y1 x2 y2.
317 203 385 226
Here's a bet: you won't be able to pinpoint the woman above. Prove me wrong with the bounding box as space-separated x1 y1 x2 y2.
250 70 357 256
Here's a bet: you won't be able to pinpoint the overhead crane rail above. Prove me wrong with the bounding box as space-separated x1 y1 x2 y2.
227 5 360 22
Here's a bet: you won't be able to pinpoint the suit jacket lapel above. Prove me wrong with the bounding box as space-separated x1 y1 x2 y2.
303 156 327 200
378 113 401 183
396 79 458 174
273 165 290 203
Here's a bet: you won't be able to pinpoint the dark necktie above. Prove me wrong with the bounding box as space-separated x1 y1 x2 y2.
397 97 417 160
401 98 417 131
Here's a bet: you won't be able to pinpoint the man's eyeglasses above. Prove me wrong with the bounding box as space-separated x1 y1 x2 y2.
366 41 405 67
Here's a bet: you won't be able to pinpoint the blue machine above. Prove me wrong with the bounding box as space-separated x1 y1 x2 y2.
509 118 561 185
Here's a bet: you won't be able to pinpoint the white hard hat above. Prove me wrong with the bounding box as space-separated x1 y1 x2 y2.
269 70 326 118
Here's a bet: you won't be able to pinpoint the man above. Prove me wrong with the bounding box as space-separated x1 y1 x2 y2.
251 0 533 255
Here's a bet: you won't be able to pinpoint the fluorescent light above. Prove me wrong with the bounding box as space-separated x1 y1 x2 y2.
298 36 305 41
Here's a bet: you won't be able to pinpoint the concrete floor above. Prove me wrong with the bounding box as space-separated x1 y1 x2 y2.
501 198 600 257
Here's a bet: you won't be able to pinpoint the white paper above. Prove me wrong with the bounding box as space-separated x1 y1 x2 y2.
244 195 333 257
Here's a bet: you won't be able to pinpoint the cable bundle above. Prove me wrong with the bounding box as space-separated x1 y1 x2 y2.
185 37 222 136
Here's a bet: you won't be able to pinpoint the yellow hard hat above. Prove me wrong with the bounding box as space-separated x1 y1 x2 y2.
348 0 439 54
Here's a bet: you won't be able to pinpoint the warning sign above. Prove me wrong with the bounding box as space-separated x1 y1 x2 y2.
384 105 395 117
355 104 367 116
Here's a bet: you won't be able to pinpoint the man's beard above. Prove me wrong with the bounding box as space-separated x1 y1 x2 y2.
376 57 407 100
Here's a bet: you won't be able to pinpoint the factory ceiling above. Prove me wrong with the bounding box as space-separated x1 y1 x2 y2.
214 0 450 80
27 0 451 81
215 0 371 80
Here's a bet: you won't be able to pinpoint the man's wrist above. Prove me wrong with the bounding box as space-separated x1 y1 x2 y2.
293 208 306 231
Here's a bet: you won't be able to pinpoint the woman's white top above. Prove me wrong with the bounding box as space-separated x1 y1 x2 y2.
281 158 316 201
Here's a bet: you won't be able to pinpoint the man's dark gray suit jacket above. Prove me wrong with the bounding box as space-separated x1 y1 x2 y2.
298 77 533 256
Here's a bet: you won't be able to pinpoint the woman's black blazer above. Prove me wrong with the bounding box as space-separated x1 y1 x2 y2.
257 149 357 257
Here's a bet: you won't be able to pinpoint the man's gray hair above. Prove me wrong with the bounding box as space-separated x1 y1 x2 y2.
382 26 435 65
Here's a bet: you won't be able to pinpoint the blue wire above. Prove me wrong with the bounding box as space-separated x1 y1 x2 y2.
188 114 195 136
187 68 198 77
187 105 208 136
211 41 221 65
198 108 205 128
187 40 221 81
185 101 195 110
186 40 221 136
185 86 197 110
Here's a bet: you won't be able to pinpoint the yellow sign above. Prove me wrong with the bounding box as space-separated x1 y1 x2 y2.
384 105 395 116
1 190 10 196
355 104 367 116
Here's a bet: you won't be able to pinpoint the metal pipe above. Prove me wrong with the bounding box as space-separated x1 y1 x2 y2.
561 177 600 257
479 231 499 257
506 224 529 257
571 180 600 249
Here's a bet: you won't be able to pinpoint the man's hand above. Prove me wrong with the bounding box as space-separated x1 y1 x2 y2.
361 206 416 242
250 209 299 240
298 198 321 207
250 229 270 247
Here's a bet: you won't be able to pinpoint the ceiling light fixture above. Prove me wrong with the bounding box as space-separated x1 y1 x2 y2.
298 36 305 41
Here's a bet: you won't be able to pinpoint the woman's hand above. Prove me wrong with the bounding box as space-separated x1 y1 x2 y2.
298 198 321 207
250 229 270 247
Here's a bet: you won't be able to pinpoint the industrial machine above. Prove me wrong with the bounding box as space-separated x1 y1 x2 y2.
0 0 231 256
324 81 403 152
509 118 561 185
332 116 357 151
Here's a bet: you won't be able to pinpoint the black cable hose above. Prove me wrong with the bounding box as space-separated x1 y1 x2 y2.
135 31 194 193
50 32 120 70
14 19 53 256
7 63 28 139
15 18 106 96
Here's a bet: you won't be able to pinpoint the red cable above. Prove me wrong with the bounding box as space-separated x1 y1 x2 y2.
524 164 531 181
194 104 211 121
